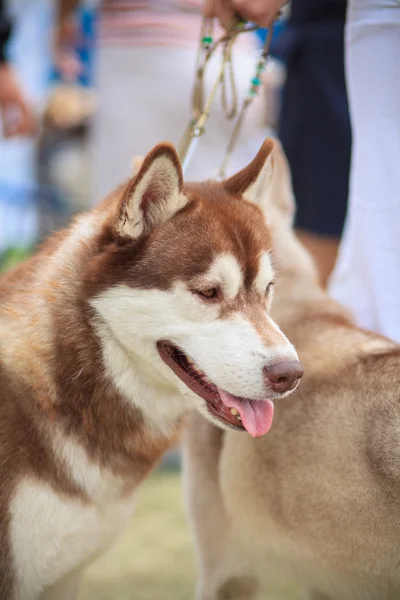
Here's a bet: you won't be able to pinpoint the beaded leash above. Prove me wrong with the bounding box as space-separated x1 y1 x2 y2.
178 17 252 173
178 15 276 178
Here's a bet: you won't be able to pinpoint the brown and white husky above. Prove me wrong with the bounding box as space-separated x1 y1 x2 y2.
0 140 301 599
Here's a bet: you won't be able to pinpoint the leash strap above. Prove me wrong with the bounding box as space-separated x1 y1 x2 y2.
215 23 274 180
178 15 275 178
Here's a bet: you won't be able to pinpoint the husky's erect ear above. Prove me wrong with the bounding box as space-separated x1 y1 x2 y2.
223 138 275 205
223 138 295 225
131 155 144 176
266 139 296 224
115 143 188 239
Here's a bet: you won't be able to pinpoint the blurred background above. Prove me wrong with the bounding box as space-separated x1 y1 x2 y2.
0 1 349 597
0 0 288 274
0 0 96 272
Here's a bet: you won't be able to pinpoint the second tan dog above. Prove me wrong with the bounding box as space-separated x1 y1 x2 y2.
184 142 400 600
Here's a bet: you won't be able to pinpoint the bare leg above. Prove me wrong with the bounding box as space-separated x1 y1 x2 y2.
296 230 339 288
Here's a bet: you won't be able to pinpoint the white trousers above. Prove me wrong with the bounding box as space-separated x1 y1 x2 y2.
90 45 268 202
329 0 400 342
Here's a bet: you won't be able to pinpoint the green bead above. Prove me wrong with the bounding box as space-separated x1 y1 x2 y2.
251 77 261 86
202 36 213 44
234 17 247 27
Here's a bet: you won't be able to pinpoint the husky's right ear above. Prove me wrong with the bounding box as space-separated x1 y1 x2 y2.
223 138 275 205
266 139 295 224
223 138 295 224
115 143 188 239
131 155 144 176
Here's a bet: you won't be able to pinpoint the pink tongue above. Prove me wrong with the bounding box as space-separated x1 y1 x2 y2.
218 389 274 438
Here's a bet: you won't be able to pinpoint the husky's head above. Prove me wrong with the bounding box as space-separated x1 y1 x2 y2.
89 140 303 437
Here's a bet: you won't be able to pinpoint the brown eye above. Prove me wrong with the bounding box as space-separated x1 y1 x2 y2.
266 282 275 296
194 288 220 300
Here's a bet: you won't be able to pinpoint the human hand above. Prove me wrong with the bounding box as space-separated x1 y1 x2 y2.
0 64 36 138
203 0 287 29
203 0 234 29
232 0 287 27
53 15 82 82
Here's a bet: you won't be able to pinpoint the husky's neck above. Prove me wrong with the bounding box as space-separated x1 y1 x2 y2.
91 316 190 436
0 213 183 476
269 217 349 326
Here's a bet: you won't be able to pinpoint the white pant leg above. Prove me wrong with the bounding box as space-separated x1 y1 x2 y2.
89 45 268 203
329 0 400 342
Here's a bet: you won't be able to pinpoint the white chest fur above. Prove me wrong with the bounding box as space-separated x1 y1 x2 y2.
10 435 137 600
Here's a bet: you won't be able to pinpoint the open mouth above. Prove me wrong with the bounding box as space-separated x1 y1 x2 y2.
157 341 274 437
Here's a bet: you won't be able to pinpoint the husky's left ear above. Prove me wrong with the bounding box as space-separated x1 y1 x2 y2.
115 143 188 239
223 138 275 205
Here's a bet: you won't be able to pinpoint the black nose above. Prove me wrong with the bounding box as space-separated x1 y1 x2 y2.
264 360 304 394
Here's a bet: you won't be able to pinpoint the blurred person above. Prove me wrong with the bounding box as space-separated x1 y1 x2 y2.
211 0 400 341
0 0 53 269
39 3 97 215
328 0 400 342
206 0 351 287
0 0 36 138
276 0 350 287
56 0 268 201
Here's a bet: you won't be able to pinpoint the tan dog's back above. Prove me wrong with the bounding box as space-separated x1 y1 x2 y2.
184 142 400 600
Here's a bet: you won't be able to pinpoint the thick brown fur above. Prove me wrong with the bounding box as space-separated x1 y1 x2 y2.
184 141 400 600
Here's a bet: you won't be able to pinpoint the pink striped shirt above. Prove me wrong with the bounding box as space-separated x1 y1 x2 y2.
99 0 253 50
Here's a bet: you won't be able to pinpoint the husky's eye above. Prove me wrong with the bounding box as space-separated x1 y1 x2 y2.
193 288 220 300
265 282 275 296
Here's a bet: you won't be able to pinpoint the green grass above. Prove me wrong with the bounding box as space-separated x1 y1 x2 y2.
80 470 300 600
80 471 195 600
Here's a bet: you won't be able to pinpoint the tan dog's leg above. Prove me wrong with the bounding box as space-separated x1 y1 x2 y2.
183 416 261 600
40 569 82 600
308 592 334 600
